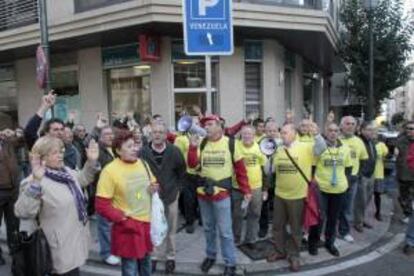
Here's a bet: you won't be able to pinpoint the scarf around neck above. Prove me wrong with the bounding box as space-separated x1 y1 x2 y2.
45 168 88 225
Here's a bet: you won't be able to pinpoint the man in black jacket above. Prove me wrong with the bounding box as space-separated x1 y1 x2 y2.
140 122 186 274
354 121 377 232
24 91 78 168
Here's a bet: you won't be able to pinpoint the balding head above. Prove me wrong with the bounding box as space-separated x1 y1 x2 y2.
340 116 357 136
281 124 297 146
298 119 312 135
265 121 279 139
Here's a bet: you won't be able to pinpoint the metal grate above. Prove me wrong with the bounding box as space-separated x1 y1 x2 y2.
0 0 38 31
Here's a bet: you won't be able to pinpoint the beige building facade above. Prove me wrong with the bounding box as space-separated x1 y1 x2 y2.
0 0 342 130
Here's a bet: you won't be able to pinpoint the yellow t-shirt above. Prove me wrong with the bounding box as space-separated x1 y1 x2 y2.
254 134 265 144
96 158 156 222
273 142 314 200
374 142 389 180
174 134 198 175
315 144 352 194
198 136 242 195
340 136 369 176
296 134 315 144
233 140 266 190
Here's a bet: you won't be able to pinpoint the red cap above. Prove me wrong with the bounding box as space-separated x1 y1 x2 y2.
200 115 223 127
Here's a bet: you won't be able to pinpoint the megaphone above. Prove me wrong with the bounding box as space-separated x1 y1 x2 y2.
177 115 207 137
259 138 277 156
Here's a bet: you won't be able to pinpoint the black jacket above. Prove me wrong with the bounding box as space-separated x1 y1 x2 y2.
140 143 186 206
360 136 377 178
396 134 414 181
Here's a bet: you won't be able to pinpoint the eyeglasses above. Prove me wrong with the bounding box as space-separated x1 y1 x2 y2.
345 122 356 125
406 127 414 131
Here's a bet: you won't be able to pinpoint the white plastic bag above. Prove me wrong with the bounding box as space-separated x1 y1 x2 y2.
150 192 168 247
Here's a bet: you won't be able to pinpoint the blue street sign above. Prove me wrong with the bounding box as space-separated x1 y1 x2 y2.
182 0 233 56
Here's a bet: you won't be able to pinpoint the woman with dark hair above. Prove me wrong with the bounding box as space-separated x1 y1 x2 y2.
95 130 159 276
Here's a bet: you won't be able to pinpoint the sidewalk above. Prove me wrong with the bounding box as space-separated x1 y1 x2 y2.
0 196 400 275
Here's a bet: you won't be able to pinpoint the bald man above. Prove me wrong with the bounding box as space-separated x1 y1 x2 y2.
266 124 322 272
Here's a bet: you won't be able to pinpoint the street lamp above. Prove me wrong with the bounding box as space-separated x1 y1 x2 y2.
362 0 379 121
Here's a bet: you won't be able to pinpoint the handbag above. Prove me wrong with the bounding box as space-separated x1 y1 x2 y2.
284 149 321 229
11 219 53 276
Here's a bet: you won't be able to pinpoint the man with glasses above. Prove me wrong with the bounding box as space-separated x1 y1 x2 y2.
338 116 369 242
396 121 414 223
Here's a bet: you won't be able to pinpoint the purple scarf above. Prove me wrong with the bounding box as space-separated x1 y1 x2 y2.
45 168 88 225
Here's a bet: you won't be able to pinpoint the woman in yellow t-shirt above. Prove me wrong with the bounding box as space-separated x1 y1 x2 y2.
96 130 159 276
308 122 352 257
373 134 389 221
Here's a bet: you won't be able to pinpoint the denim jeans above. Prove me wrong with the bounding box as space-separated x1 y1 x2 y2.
97 214 112 259
121 255 151 276
406 213 414 246
198 197 236 266
338 175 358 236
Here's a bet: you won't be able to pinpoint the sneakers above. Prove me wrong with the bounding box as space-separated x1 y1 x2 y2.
103 255 121 266
401 217 410 224
325 244 340 257
363 222 373 229
339 234 355 243
354 224 364 233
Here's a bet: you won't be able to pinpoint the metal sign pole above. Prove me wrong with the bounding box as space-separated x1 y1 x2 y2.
38 0 53 116
205 55 212 115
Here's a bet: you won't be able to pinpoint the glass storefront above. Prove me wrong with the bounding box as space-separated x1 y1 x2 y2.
109 66 151 122
172 40 219 123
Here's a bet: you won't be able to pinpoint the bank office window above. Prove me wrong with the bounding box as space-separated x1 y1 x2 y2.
172 40 219 124
244 41 263 117
0 64 18 128
74 0 132 13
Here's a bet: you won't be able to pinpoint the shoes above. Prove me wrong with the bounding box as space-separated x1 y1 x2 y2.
339 234 355 243
223 266 236 276
401 217 410 224
375 213 383 221
103 255 121 266
258 228 267 238
325 244 340 257
151 260 157 273
363 222 373 229
308 245 318 256
165 260 175 274
354 224 364 233
403 244 414 256
0 254 5 266
266 252 287 262
186 223 195 234
200 257 216 273
244 242 256 250
289 258 300 272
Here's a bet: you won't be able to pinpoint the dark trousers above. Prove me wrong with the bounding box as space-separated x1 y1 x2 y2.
51 267 80 276
398 180 414 217
259 187 275 233
309 191 346 248
179 174 199 225
0 193 20 255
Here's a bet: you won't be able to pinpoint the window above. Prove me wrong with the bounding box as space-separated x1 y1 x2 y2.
172 40 219 123
74 0 132 13
0 64 17 127
0 0 38 31
244 41 263 117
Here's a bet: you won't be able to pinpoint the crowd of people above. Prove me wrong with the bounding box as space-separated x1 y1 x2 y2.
0 90 414 276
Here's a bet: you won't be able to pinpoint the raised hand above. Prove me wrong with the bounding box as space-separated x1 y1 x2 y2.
37 90 56 116
31 153 46 181
96 113 108 129
86 139 99 162
327 111 335 123
189 134 200 147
